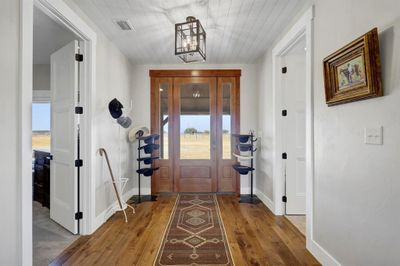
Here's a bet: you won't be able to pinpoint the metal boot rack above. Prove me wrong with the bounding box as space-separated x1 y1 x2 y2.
232 132 260 204
132 134 160 203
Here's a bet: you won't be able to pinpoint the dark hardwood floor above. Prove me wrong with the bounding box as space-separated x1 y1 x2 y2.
50 195 320 266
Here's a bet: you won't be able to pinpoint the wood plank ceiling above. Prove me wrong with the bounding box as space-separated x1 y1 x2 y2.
71 0 309 64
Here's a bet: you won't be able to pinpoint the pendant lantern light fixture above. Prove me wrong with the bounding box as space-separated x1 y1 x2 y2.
175 16 206 63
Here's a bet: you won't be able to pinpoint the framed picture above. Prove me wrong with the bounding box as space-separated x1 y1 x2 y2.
323 28 383 106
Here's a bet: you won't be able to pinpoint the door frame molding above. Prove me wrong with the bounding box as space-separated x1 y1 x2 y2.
150 70 241 194
272 8 313 217
20 0 97 263
271 6 339 266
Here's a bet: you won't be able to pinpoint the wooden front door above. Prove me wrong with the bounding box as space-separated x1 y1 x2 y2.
173 77 217 192
150 70 240 194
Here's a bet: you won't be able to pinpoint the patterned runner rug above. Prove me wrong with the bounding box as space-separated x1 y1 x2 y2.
154 194 234 266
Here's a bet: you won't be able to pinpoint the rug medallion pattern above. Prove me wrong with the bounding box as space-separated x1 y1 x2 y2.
154 194 234 265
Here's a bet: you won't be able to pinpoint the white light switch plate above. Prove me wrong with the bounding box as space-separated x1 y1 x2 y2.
364 127 383 145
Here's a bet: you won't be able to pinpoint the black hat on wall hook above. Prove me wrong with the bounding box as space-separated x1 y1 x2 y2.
108 98 124 119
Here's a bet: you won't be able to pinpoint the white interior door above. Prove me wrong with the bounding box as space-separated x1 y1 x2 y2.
50 40 79 234
282 36 306 215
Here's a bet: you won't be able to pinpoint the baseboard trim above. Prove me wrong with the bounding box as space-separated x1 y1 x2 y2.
255 188 340 265
307 238 341 266
255 188 275 214
93 187 136 232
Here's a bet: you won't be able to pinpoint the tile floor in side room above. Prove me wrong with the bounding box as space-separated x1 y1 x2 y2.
33 201 79 266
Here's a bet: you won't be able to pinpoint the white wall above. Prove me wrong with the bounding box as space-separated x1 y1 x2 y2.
130 64 259 194
312 0 400 264
33 64 50 90
257 0 400 265
93 40 134 218
62 0 135 223
92 37 134 218
256 49 274 204
0 1 20 264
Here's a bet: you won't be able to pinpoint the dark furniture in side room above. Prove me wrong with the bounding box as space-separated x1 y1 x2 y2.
33 150 51 208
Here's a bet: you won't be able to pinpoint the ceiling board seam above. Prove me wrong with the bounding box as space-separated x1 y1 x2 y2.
219 0 245 63
215 0 233 62
236 0 278 61
223 0 257 63
250 0 294 60
209 0 223 61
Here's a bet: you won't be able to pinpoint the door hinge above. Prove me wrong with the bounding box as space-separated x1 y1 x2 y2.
75 212 83 220
75 106 83 114
75 159 83 167
75 53 83 62
282 153 287 159
282 110 287 116
282 196 287 203
282 66 287 74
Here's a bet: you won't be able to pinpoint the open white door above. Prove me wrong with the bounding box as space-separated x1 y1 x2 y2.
282 36 306 215
50 40 79 234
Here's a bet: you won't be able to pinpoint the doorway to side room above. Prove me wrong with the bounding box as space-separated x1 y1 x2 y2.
280 35 307 235
32 6 82 265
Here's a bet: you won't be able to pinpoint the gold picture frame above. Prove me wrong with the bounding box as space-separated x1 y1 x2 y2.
323 28 383 106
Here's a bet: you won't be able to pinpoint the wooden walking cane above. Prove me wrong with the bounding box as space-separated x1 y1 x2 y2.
99 148 135 223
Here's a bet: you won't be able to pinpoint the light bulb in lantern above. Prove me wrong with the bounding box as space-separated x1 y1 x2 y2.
186 36 191 50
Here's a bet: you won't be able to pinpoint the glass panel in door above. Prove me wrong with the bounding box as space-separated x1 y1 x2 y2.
222 83 232 159
180 83 211 159
159 83 169 159
217 77 238 193
154 78 174 192
173 77 217 192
